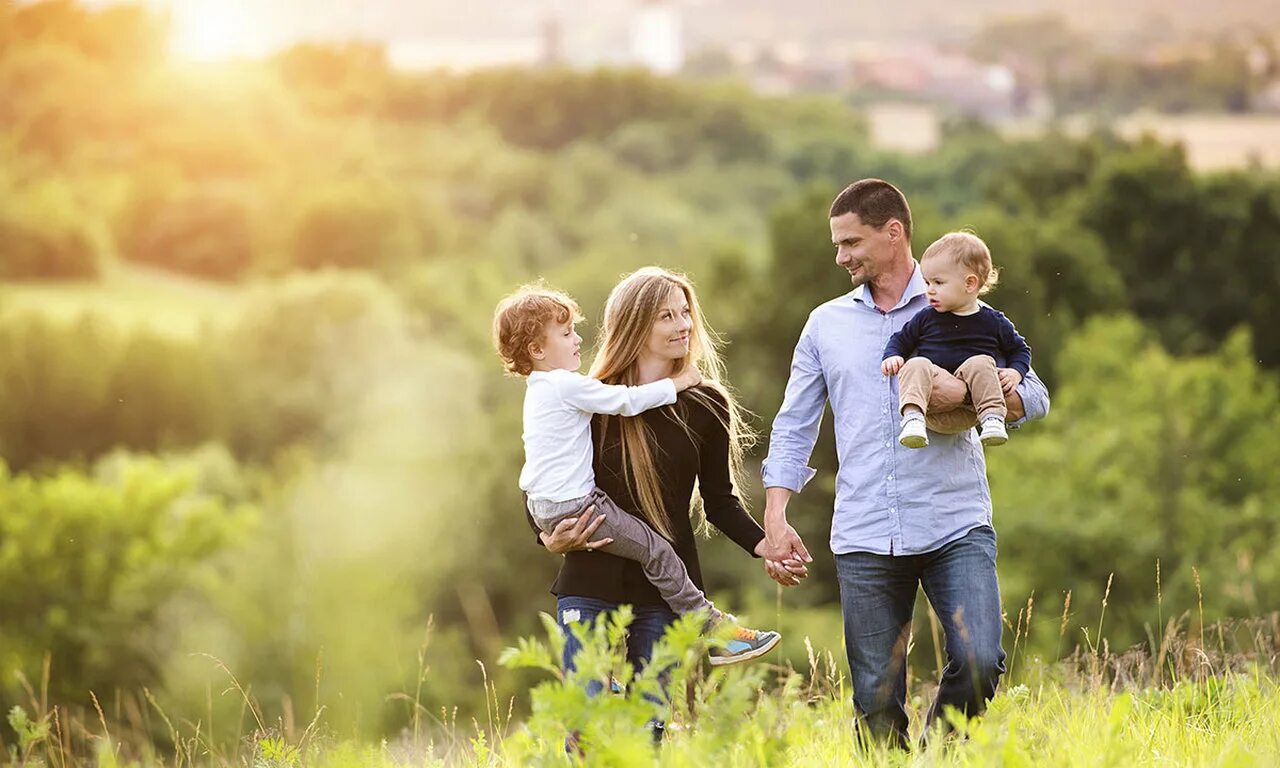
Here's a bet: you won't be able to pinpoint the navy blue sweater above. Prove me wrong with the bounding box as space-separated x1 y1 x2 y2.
883 305 1032 377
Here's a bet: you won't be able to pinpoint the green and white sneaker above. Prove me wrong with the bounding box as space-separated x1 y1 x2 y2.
708 619 781 667
898 414 928 449
979 416 1008 446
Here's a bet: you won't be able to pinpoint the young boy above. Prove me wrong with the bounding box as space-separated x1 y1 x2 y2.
881 232 1032 449
493 285 780 666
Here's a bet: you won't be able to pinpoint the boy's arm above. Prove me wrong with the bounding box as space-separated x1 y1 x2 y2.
993 310 1032 379
556 372 677 416
883 309 926 361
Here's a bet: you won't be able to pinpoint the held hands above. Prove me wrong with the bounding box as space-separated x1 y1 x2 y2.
758 521 812 587
539 505 613 554
881 356 905 376
998 368 1022 397
672 366 703 392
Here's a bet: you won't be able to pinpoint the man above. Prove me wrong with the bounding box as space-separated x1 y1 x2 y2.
759 179 1050 747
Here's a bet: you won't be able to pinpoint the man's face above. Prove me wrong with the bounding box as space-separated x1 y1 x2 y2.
830 212 898 288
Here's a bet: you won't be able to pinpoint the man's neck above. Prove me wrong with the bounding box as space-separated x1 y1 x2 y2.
867 255 916 312
634 354 674 385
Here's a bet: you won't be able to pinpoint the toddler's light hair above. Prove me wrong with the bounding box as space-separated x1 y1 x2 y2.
921 231 1000 295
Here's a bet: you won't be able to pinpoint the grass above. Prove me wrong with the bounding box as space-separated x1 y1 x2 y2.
0 264 241 340
4 599 1278 768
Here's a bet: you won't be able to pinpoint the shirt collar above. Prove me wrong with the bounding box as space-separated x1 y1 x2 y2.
851 261 927 312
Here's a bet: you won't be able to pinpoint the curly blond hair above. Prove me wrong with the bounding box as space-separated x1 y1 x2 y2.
492 285 584 376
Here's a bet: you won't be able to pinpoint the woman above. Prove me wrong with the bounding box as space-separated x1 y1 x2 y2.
534 267 807 708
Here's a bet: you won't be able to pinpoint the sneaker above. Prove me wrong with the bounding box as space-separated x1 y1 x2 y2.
898 416 928 449
979 417 1008 446
708 621 781 667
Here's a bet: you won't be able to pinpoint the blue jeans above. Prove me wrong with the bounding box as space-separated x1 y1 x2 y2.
835 525 1005 748
556 595 677 740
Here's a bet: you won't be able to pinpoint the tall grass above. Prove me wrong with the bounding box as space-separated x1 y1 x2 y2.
5 586 1278 767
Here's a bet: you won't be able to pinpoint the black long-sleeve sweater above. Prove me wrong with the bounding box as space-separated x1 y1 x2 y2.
527 386 765 605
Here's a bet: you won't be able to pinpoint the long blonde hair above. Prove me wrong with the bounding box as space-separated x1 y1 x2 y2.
590 267 756 540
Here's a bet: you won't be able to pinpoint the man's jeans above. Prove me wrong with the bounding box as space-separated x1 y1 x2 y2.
835 525 1006 748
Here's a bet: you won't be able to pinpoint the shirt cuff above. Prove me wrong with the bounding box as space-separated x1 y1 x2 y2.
761 461 817 493
1008 380 1048 428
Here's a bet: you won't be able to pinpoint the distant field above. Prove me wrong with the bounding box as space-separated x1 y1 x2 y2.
0 265 241 338
868 104 1280 172
1111 112 1280 171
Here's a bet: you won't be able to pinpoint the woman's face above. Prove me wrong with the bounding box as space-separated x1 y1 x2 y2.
642 285 693 364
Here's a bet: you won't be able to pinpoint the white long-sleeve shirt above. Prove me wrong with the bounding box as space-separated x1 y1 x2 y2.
519 369 677 502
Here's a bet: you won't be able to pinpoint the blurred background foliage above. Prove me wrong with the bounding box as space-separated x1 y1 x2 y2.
1 0 1278 752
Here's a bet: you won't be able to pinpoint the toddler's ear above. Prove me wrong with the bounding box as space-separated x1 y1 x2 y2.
966 274 981 292
528 341 545 360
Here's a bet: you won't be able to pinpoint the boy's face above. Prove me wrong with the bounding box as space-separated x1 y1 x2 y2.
531 319 582 372
922 257 979 313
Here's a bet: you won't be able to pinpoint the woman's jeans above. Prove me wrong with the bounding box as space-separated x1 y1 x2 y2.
556 595 677 742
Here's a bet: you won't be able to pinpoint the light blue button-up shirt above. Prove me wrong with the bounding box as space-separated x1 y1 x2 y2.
762 264 1050 556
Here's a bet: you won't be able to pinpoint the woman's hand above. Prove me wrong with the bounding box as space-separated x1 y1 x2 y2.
756 538 808 586
540 506 614 554
762 557 809 587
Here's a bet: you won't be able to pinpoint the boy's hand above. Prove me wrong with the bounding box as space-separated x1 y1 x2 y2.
998 368 1022 396
882 356 905 376
673 366 702 391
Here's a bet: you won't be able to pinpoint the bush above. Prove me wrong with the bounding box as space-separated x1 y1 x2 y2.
288 183 418 272
0 180 100 280
0 455 253 711
121 183 256 281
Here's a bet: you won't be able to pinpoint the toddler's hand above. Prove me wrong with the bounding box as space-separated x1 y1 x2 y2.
882 356 905 376
673 366 703 391
998 368 1022 396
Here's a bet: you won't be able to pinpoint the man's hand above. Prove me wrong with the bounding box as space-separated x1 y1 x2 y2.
672 366 703 391
761 519 812 563
998 368 1022 397
539 506 613 554
881 356 905 376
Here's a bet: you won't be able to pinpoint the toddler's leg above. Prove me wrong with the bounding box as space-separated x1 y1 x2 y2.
897 357 935 416
955 355 1008 446
586 491 721 620
954 355 1005 422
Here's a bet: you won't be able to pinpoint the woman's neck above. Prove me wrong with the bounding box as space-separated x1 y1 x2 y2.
634 353 675 384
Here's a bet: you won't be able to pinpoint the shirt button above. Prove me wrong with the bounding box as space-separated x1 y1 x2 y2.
887 475 894 482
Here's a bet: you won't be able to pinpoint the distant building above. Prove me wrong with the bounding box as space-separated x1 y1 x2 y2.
631 0 683 75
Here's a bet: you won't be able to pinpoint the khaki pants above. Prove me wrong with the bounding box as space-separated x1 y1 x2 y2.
897 355 1007 435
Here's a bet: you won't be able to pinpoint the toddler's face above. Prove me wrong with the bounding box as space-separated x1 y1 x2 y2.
537 320 583 371
922 257 978 313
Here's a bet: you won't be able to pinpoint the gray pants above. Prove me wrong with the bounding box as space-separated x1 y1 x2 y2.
530 487 721 620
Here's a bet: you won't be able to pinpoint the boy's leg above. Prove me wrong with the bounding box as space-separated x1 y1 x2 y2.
585 490 721 619
897 356 935 416
954 355 1005 422
908 360 978 435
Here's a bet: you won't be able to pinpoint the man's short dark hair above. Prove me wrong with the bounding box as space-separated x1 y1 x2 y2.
829 179 912 242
